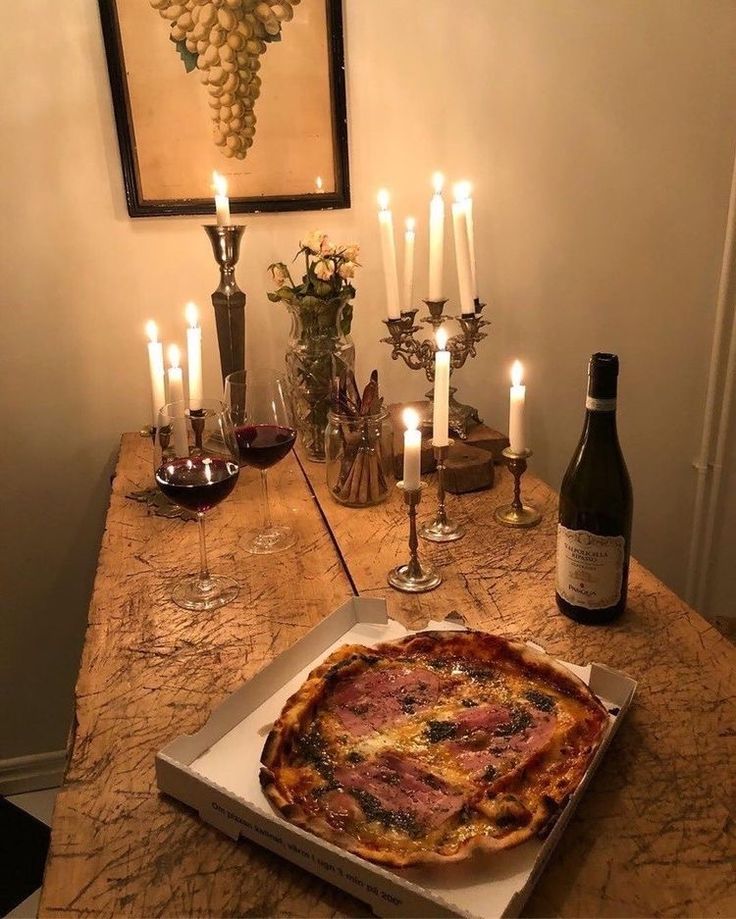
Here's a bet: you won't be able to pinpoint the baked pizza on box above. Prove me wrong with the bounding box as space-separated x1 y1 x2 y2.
260 630 608 866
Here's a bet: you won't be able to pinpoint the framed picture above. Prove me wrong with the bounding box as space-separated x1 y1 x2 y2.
99 0 350 217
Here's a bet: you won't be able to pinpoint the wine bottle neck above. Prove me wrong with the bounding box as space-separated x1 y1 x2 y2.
583 405 618 436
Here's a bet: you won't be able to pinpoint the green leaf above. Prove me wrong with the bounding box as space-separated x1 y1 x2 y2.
170 35 198 73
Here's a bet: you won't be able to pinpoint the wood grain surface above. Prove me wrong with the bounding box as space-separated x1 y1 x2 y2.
39 434 736 918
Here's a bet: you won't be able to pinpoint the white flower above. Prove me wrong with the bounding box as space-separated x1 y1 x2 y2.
320 236 336 255
301 230 326 254
314 259 335 281
270 264 288 287
341 244 360 261
337 261 356 279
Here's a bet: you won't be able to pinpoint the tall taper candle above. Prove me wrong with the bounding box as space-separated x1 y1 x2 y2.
432 327 450 446
377 189 402 320
509 360 527 453
185 302 203 411
212 171 230 227
452 183 475 317
428 172 445 301
403 408 422 490
167 345 189 456
457 180 478 301
403 217 416 312
145 321 166 429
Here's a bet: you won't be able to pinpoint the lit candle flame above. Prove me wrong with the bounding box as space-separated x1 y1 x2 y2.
145 320 158 343
453 180 471 203
212 170 228 196
315 176 324 192
511 359 524 387
405 216 416 233
377 188 390 211
432 172 444 194
168 344 181 370
403 407 420 431
436 327 448 351
185 302 199 329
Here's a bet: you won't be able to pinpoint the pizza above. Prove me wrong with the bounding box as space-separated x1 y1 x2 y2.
260 630 608 867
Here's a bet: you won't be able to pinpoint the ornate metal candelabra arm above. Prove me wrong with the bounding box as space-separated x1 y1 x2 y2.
381 298 489 439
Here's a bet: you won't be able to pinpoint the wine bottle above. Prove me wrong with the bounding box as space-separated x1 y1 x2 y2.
556 353 633 624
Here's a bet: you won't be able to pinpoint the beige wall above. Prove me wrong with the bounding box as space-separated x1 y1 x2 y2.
2 0 735 759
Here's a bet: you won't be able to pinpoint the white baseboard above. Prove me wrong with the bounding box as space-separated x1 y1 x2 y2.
0 750 67 796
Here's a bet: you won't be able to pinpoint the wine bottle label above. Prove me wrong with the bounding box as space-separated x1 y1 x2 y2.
556 525 625 609
585 396 617 411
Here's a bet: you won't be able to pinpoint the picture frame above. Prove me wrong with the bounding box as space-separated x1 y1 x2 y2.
98 0 350 217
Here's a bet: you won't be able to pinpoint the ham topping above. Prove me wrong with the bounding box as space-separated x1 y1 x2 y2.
327 665 441 736
334 752 465 832
451 709 557 778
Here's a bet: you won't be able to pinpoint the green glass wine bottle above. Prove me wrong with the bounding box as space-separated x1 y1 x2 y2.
555 353 633 624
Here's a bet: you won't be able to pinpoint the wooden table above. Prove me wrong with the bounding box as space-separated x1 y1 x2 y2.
40 434 736 917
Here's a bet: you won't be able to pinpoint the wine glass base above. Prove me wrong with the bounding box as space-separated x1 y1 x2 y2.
494 503 542 528
388 563 442 593
419 518 465 542
171 574 239 611
247 525 296 555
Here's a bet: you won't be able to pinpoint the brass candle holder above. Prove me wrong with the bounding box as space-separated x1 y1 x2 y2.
380 298 489 439
420 440 464 542
388 482 442 593
494 447 542 528
204 224 246 385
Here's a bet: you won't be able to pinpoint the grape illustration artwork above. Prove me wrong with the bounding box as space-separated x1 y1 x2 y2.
149 0 300 160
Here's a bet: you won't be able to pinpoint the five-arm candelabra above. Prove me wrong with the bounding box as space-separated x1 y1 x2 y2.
381 299 489 439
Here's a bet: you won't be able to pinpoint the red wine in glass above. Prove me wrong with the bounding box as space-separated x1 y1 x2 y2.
235 424 297 470
155 456 239 513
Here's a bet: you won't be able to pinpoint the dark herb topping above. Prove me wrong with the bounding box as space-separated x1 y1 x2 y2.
350 789 421 837
426 720 458 743
295 726 334 781
482 764 497 781
346 750 364 764
400 694 418 713
493 708 533 736
461 698 478 708
525 690 556 712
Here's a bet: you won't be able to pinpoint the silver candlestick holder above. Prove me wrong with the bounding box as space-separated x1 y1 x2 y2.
380 298 489 439
494 447 542 528
388 482 442 593
420 440 465 542
204 224 246 385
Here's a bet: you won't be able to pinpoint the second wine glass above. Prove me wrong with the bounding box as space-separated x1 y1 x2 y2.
225 370 297 554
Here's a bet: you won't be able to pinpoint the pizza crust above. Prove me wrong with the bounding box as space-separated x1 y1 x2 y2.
260 630 608 867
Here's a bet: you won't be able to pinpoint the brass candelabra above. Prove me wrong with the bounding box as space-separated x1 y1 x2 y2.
381 298 489 439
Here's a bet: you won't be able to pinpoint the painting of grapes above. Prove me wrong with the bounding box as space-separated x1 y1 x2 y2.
98 0 349 216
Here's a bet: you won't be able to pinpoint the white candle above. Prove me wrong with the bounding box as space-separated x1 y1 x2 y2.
428 172 445 301
452 183 475 317
167 345 189 456
403 217 416 312
457 180 478 302
509 360 527 453
212 171 230 226
432 327 450 447
402 408 422 491
185 302 203 411
377 189 402 320
145 321 166 428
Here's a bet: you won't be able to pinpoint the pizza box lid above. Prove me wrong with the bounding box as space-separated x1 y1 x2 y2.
156 596 637 918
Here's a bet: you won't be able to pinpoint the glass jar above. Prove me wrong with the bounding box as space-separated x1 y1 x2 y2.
325 408 394 506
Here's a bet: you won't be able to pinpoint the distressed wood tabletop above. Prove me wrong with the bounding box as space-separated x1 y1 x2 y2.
40 434 736 918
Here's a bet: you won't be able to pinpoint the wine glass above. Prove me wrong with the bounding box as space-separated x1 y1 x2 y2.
224 370 297 554
154 398 240 610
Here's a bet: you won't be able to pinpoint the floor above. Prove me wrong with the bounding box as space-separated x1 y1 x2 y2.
1 788 58 919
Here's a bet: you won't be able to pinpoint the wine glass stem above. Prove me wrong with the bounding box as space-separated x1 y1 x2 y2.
261 470 273 532
198 513 211 583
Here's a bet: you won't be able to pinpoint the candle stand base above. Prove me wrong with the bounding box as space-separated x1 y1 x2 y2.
494 447 542 528
388 482 442 593
420 441 465 543
423 386 482 441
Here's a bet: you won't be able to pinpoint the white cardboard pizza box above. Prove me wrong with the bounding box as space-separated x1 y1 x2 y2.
156 597 636 919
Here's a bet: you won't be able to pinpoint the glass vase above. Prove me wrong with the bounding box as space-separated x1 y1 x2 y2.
285 299 355 461
325 408 394 506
